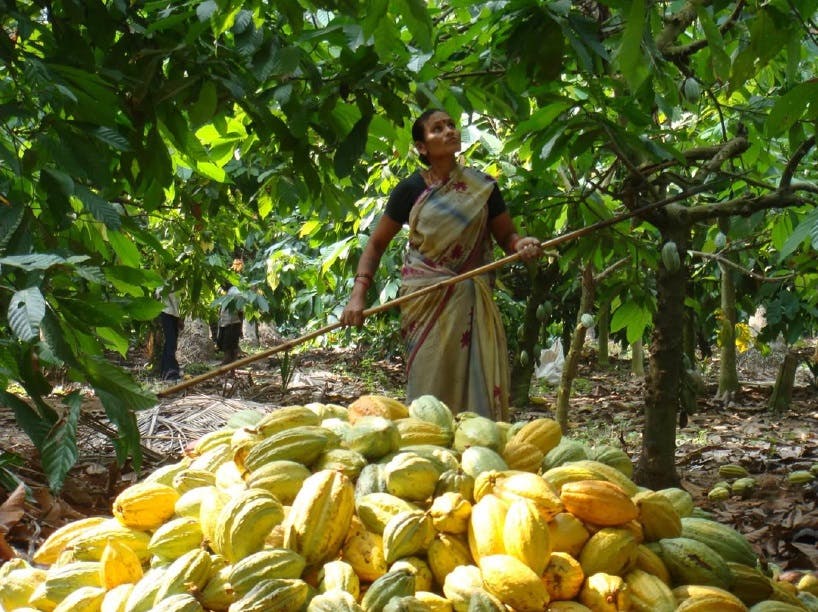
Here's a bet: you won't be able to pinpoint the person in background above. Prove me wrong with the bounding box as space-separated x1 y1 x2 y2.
158 290 183 380
340 109 542 421
217 282 243 364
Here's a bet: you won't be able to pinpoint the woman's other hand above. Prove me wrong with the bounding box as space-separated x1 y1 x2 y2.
341 294 367 327
514 236 543 262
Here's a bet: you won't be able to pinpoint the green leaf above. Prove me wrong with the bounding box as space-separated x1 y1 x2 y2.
610 301 652 344
395 0 433 50
107 231 142 267
8 287 46 341
74 185 122 229
334 115 372 178
126 297 165 321
766 81 818 137
96 326 130 355
0 202 25 251
82 356 155 467
40 392 81 492
92 126 131 151
616 0 648 90
780 206 818 258
696 5 730 81
190 81 218 127
105 265 160 296
0 254 65 270
0 391 54 448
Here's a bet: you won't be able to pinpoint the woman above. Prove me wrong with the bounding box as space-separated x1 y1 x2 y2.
341 109 542 421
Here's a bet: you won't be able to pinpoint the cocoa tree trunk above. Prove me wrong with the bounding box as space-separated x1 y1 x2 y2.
769 348 798 412
716 260 739 401
555 264 595 430
637 236 686 489
631 340 645 376
597 302 610 366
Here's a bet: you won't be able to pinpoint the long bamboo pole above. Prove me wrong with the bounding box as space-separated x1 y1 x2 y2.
157 194 682 397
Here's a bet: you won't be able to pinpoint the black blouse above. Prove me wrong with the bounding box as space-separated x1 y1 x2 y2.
384 171 507 225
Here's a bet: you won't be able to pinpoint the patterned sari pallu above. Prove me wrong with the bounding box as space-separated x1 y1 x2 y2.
400 165 509 421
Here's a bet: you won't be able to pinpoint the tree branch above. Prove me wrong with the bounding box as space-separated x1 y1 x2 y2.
595 257 631 283
780 135 816 189
689 250 796 282
659 0 745 59
685 189 804 224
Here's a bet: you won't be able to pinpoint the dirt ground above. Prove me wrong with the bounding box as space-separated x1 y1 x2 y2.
1 339 816 573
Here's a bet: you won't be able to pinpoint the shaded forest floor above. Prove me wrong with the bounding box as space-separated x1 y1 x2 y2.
1 340 817 574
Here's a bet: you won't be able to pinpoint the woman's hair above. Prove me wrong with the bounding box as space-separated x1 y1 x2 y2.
412 108 445 166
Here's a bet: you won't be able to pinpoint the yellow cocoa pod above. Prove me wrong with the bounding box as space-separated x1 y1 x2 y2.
429 491 472 534
318 559 360 599
501 440 544 473
212 487 284 563
283 469 354 566
355 492 418 534
395 417 453 447
0 565 47 610
147 516 204 561
100 582 134 612
152 548 211 605
633 543 671 584
427 532 474 586
383 510 436 564
151 593 205 612
229 548 306 598
560 480 639 526
66 518 151 563
171 468 216 494
244 460 311 505
542 460 640 496
197 564 235 612
342 516 387 582
33 516 108 565
348 394 409 422
29 561 103 611
479 554 550 612
580 572 630 611
672 584 748 611
112 482 179 530
542 551 585 601
100 537 144 589
228 578 309 612
390 556 434 592
198 486 231 545
633 490 682 541
414 590 454 611
251 404 321 437
578 528 638 577
510 417 562 454
467 493 508 560
241 426 336 474
548 512 591 557
503 497 551 575
441 564 483 609
474 470 563 521
52 586 106 612
306 589 362 611
384 452 441 502
625 568 675 612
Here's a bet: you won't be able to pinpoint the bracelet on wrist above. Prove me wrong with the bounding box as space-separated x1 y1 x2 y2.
354 274 372 288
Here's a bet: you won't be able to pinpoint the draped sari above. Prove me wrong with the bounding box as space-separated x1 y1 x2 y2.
400 165 509 421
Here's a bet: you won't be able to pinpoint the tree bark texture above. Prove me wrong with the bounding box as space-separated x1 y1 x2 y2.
597 302 610 366
631 340 645 376
717 261 739 401
637 239 686 489
556 264 595 431
768 349 798 412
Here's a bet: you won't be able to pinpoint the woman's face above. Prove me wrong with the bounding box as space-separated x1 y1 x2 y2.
417 111 461 161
